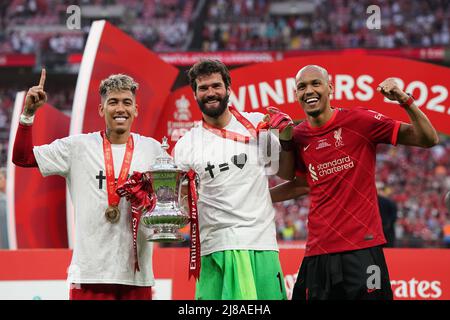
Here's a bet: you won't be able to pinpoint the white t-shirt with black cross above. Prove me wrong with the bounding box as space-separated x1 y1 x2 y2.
33 132 161 286
174 111 280 257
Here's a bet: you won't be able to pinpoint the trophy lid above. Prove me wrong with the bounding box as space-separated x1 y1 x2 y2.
150 137 180 171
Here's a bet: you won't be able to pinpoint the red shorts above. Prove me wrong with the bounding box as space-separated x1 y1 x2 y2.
70 283 153 300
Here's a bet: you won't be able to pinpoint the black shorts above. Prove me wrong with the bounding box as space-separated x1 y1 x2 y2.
292 246 393 300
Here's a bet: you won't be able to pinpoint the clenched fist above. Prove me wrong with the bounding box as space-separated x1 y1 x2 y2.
377 78 410 104
24 68 47 116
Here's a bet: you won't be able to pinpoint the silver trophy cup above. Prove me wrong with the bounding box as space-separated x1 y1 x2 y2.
141 137 191 242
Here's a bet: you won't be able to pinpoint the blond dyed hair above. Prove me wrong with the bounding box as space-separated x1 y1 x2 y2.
99 74 139 99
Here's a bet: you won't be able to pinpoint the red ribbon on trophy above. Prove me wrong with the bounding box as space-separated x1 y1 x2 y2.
187 169 200 280
116 171 157 272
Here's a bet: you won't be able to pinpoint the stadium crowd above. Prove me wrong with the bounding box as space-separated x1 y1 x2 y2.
0 0 196 54
1 0 449 54
201 0 449 51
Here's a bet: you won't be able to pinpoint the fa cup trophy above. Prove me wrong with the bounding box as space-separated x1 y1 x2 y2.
141 137 195 242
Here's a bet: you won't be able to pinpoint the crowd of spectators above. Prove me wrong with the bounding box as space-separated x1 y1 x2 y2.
1 0 449 55
376 139 450 247
201 0 449 51
272 136 450 248
0 0 196 55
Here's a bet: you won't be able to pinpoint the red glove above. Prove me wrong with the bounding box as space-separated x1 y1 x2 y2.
257 106 294 132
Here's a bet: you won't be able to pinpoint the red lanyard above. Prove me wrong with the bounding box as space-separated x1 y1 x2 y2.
202 106 257 143
101 131 134 207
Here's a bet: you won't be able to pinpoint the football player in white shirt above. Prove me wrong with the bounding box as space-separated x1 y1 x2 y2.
13 70 161 300
174 59 309 299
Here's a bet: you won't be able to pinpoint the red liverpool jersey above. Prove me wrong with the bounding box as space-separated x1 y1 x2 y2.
293 107 401 257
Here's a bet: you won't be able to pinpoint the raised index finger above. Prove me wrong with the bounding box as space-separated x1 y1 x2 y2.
38 68 46 88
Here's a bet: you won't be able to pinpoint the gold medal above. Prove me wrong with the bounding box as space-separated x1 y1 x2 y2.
105 205 120 223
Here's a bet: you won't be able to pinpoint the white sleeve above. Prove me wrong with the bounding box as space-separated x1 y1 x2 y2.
143 136 162 168
173 136 193 172
246 111 265 125
33 136 75 177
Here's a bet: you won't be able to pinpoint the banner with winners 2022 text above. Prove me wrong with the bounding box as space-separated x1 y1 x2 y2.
155 55 450 145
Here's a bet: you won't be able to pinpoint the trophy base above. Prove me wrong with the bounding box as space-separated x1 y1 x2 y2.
147 224 186 242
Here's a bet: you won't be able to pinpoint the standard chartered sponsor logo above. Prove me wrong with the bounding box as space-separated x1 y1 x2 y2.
309 156 355 181
308 163 318 182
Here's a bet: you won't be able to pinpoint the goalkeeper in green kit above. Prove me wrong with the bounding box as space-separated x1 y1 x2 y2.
174 59 308 299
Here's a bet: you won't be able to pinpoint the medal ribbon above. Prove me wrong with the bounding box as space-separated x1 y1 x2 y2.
101 130 134 207
202 106 257 144
187 170 200 280
116 171 157 273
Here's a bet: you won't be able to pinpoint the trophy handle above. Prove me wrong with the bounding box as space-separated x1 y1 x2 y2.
178 171 199 214
178 172 188 214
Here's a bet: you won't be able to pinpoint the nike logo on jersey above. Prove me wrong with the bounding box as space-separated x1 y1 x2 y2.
303 144 311 151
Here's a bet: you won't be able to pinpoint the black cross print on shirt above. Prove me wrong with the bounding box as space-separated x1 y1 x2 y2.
205 162 215 179
96 170 131 189
96 170 106 189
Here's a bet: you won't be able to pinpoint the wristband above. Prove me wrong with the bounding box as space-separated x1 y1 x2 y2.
400 93 414 109
19 113 35 125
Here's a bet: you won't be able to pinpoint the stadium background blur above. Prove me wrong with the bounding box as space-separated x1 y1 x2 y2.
0 0 449 249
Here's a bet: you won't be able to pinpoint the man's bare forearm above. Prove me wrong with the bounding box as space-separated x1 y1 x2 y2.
270 178 309 203
276 149 295 180
398 103 439 147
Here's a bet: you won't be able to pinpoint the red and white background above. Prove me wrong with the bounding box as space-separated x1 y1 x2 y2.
3 22 450 300
157 54 450 144
0 248 449 300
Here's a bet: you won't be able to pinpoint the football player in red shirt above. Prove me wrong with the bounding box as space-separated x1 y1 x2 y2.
271 65 439 300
